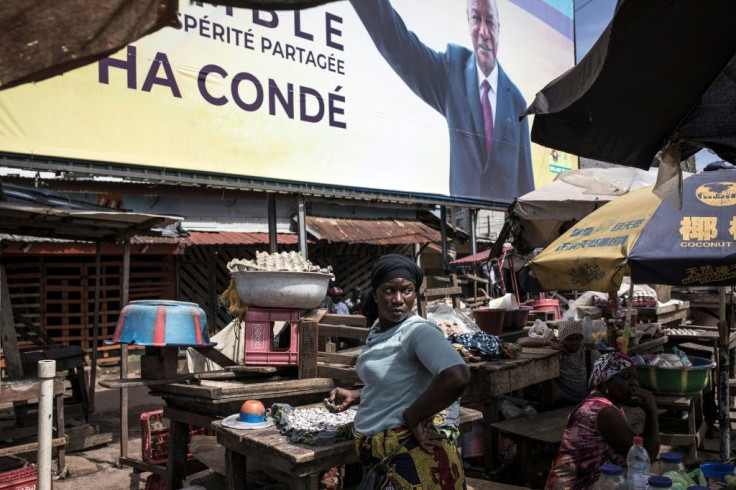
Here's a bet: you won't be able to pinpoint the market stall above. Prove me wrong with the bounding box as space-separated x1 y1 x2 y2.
0 182 182 476
530 171 736 458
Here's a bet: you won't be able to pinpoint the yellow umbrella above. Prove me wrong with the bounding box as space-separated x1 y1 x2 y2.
529 186 662 292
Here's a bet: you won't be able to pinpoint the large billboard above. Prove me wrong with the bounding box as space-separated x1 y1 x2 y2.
0 0 575 205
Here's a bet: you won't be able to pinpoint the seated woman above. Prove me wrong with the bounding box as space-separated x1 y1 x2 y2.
324 254 470 489
519 321 601 407
546 352 660 490
552 321 602 406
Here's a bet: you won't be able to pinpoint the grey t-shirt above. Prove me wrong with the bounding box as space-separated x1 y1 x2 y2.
354 314 465 435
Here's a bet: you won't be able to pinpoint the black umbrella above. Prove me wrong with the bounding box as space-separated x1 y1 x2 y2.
0 1 180 91
524 0 736 204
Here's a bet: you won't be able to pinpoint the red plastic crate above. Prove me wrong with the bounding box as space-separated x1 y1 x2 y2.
244 307 300 366
144 474 166 490
0 465 51 490
141 410 214 464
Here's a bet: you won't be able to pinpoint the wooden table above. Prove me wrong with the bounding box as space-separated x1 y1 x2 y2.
152 376 337 489
0 377 67 472
462 347 560 473
212 406 483 490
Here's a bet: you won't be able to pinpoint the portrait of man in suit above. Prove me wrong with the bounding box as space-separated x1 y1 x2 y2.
349 0 534 203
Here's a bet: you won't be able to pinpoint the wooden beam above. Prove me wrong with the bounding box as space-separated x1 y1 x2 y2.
423 286 463 298
1 378 65 402
318 324 370 339
0 437 67 457
320 314 367 327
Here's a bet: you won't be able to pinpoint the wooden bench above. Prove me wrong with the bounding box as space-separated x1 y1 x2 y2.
490 404 646 486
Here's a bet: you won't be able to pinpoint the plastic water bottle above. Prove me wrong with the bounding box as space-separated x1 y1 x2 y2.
583 314 593 344
627 436 651 490
672 347 692 367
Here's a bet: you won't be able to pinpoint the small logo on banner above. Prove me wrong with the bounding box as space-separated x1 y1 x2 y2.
695 182 736 206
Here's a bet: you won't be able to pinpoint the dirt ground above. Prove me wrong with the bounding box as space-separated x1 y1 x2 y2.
1 364 226 490
2 362 731 490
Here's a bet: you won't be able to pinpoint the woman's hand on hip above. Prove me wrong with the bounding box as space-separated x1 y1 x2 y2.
411 422 446 454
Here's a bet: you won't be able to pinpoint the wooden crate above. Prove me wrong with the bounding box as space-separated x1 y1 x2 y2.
3 254 175 365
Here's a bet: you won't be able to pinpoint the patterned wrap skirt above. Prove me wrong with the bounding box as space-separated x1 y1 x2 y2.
354 418 465 490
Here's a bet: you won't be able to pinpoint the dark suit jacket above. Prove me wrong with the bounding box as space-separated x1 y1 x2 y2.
350 0 534 203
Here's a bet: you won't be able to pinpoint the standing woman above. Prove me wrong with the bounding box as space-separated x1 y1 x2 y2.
325 254 471 489
546 352 660 489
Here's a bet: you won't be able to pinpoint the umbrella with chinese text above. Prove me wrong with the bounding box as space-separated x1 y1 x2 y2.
530 169 736 291
529 168 736 457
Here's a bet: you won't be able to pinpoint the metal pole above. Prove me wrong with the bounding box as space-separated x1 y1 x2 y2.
119 238 130 460
297 195 308 260
88 241 101 424
440 206 448 269
719 286 730 459
267 192 278 254
470 209 478 255
37 359 56 490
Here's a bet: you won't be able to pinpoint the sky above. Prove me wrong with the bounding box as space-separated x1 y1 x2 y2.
573 0 719 171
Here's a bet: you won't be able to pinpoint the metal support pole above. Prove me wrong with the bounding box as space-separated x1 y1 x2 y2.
440 206 448 269
37 359 56 490
267 192 278 253
119 239 130 460
470 209 478 255
718 286 730 459
297 195 308 260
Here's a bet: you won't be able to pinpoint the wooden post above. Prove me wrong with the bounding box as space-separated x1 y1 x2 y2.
0 264 22 378
225 448 247 490
140 346 179 379
718 286 730 460
166 418 189 490
299 320 318 379
298 309 326 379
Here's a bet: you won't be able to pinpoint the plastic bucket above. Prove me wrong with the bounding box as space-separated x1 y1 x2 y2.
531 299 562 320
473 308 505 335
502 306 533 332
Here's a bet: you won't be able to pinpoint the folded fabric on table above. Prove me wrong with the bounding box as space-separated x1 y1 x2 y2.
447 332 521 359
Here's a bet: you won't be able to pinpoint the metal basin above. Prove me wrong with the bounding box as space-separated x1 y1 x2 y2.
232 271 331 309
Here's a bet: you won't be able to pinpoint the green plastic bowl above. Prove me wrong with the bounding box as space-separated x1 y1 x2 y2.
635 355 715 396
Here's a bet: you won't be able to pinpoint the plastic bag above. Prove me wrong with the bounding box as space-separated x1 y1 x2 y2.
427 303 479 337
498 400 522 419
527 319 554 341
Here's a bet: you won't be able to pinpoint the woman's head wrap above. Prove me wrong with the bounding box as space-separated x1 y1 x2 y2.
370 254 423 291
558 321 583 342
589 352 634 389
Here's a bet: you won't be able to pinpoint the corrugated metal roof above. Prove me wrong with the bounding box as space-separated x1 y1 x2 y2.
449 246 513 265
185 231 299 246
306 216 441 245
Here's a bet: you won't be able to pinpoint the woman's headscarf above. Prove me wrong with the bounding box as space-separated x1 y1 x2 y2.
363 254 423 325
370 254 423 290
588 352 634 389
558 321 582 342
